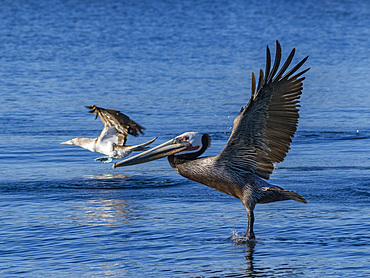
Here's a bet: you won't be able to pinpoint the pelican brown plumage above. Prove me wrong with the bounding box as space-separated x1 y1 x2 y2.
61 105 157 163
113 41 309 240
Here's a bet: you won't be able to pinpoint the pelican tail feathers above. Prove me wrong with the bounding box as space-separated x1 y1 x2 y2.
266 187 307 203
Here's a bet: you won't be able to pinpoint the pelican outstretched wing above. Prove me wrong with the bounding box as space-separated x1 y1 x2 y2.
87 105 145 146
217 41 309 179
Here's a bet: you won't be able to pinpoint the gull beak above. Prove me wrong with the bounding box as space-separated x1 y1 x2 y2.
113 138 189 168
60 140 73 145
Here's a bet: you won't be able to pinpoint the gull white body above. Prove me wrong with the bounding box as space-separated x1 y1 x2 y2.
61 105 156 162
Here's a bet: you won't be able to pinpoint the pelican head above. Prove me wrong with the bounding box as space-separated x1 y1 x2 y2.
113 132 210 168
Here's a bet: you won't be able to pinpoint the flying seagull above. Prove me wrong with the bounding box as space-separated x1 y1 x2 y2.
61 105 157 163
113 41 309 240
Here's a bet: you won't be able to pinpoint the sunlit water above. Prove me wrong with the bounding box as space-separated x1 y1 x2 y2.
1 0 369 277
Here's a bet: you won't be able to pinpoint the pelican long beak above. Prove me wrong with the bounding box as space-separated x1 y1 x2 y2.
113 138 189 168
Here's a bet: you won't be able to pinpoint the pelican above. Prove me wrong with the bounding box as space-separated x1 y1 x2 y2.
61 105 157 163
113 41 309 240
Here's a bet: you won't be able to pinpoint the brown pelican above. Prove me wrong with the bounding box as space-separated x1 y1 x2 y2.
61 105 157 163
113 41 309 240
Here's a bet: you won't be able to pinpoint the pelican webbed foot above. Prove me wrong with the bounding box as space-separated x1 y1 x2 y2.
244 232 256 242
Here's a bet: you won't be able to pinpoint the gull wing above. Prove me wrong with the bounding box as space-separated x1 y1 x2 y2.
217 41 309 179
87 105 145 146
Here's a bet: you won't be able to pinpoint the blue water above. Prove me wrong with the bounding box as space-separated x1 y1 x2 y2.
1 0 370 277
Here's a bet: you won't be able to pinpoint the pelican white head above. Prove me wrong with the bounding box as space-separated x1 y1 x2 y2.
113 132 211 168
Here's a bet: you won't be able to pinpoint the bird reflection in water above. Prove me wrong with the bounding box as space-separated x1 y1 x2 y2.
231 236 300 277
81 199 145 226
230 231 257 276
83 173 131 180
244 241 257 276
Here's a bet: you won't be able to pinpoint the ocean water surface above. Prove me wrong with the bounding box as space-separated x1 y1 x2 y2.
1 0 369 277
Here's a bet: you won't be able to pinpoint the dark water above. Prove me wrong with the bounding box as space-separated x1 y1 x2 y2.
1 0 370 277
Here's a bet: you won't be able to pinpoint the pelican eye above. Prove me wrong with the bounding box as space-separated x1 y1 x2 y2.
176 135 189 143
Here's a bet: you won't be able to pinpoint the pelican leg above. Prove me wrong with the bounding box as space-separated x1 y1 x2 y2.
95 156 114 163
245 208 255 240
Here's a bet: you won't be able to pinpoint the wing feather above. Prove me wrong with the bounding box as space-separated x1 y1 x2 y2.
217 40 309 179
87 105 145 146
266 41 281 83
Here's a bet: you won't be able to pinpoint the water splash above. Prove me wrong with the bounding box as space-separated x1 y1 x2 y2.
229 230 258 245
